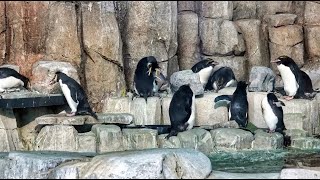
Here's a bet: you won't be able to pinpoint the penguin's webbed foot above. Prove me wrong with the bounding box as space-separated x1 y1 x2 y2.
267 129 275 133
66 112 76 117
283 96 294 101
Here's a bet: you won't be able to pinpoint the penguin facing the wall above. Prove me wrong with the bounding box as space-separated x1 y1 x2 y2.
49 71 98 119
191 58 219 88
134 56 162 102
166 84 195 139
271 55 317 100
0 67 29 93
205 66 237 92
214 81 248 128
261 93 286 133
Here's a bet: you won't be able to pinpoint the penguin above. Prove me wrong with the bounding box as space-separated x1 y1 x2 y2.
191 58 219 87
133 56 161 102
271 55 317 100
49 71 98 119
0 67 29 93
166 84 195 139
261 92 291 147
205 66 237 92
261 93 286 133
214 81 248 128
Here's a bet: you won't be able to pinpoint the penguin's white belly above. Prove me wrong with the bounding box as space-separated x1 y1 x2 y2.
0 77 24 90
277 64 298 96
186 94 196 130
261 97 278 131
225 79 236 87
198 66 213 86
59 80 79 113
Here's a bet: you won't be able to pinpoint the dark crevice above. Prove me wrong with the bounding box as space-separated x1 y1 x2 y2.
114 1 130 90
75 2 88 96
4 1 10 65
92 49 124 72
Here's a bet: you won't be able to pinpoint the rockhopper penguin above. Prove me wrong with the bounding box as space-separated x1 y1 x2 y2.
214 81 249 128
49 71 98 120
166 84 195 139
191 58 219 88
205 66 237 92
0 67 29 93
271 55 318 100
133 56 162 102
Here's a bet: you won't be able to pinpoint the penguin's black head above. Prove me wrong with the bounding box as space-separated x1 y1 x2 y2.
178 84 193 95
267 93 285 107
146 56 160 76
191 58 219 73
49 71 65 85
237 81 248 89
271 55 296 66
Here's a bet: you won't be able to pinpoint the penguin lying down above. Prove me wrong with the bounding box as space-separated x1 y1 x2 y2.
49 71 98 120
205 66 237 92
0 67 29 93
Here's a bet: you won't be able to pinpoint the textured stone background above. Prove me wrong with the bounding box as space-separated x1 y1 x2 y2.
0 1 319 112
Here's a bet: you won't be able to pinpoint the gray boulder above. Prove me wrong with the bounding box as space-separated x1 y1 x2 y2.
81 148 212 179
248 66 275 92
170 70 204 96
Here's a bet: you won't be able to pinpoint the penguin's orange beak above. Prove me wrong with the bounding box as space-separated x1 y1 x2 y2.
49 74 57 85
148 67 152 76
271 59 280 63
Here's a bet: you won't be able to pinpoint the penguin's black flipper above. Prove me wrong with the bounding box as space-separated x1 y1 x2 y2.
214 95 233 109
214 95 232 103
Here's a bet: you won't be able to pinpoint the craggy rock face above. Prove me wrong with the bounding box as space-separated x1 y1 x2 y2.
31 61 80 94
0 1 319 114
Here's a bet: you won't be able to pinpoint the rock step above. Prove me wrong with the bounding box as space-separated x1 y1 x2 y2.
31 124 320 154
0 148 211 179
103 89 320 136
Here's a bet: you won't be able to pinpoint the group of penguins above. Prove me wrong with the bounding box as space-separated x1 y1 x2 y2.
133 55 319 142
0 55 318 143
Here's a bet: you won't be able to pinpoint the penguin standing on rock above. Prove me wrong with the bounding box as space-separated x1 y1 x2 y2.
205 66 237 92
261 92 291 147
271 55 318 100
166 84 195 139
261 93 286 133
133 56 161 102
0 67 29 93
49 71 98 120
191 58 219 88
214 81 248 128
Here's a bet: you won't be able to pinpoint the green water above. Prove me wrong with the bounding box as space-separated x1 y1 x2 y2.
207 148 320 173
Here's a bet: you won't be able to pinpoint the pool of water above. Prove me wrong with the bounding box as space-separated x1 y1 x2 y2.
207 148 320 173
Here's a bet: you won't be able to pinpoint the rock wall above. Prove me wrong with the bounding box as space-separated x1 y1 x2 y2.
0 1 319 110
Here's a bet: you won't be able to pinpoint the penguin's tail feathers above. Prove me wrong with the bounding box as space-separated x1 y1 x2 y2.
165 130 178 140
77 108 98 120
90 111 98 120
239 127 255 135
275 128 291 147
143 94 148 103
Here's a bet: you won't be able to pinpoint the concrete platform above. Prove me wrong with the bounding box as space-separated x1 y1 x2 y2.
0 90 66 109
